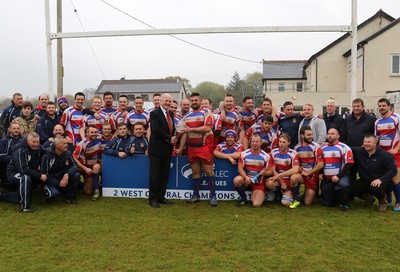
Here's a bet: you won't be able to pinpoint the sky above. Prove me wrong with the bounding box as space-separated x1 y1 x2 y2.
0 0 399 99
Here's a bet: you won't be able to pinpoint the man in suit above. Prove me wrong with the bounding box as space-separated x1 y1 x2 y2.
148 93 176 208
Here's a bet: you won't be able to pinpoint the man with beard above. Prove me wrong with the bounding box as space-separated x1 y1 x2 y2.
233 134 273 207
36 101 60 144
278 101 303 149
41 136 80 204
267 133 302 209
80 96 110 139
218 94 241 144
243 115 277 153
1 92 23 137
214 129 244 165
178 93 217 206
73 126 102 200
100 122 113 152
125 97 150 136
110 95 131 131
100 91 117 116
0 122 24 188
321 128 354 211
294 126 324 205
350 135 396 212
3 132 45 212
374 98 400 211
238 96 257 142
33 94 49 117
56 96 69 118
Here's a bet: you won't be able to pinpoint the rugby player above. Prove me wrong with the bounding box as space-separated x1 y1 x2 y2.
214 129 244 165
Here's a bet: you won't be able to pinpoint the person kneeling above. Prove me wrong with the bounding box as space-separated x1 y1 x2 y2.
41 136 80 204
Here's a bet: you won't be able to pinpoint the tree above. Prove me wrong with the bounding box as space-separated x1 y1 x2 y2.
226 71 244 99
165 76 192 93
82 88 96 107
242 72 264 106
193 81 226 109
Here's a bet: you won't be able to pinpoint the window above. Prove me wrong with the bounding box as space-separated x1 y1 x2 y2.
392 54 400 74
141 94 149 101
278 83 285 92
296 82 303 92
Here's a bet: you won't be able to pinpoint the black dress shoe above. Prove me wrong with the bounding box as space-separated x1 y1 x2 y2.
159 198 174 205
149 201 160 208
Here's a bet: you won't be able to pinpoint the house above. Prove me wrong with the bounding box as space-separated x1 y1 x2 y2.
263 10 400 114
94 79 188 104
262 60 307 111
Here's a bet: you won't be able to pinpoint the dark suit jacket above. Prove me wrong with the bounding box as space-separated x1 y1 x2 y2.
149 107 175 157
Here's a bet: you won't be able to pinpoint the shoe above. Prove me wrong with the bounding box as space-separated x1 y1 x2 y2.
340 204 349 211
289 200 301 209
91 193 100 201
377 196 387 212
21 208 34 213
210 197 218 207
149 201 160 208
235 200 248 207
393 204 400 212
159 198 174 205
186 196 200 204
65 199 77 204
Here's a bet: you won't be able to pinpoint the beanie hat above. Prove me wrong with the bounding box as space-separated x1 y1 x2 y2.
57 96 69 107
225 129 237 140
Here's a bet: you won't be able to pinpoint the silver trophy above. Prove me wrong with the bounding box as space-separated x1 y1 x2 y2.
250 172 263 184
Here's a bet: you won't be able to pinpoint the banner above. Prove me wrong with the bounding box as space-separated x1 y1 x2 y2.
102 154 251 200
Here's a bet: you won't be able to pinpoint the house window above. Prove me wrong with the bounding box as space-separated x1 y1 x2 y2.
296 82 303 92
141 94 149 101
392 54 400 74
278 83 285 92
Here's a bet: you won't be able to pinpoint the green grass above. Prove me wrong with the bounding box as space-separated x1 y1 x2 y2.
0 193 399 272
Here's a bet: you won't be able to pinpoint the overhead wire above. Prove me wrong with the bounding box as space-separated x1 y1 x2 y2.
99 0 262 64
69 0 106 78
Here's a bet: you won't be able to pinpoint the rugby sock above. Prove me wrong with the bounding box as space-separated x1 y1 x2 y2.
206 176 216 199
291 185 300 201
92 173 100 190
393 183 400 205
387 183 393 204
192 178 201 198
235 186 247 202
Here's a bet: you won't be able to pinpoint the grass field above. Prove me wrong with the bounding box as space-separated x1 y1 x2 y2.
1 193 399 272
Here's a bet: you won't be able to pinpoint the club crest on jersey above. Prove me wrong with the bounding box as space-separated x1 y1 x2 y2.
196 117 202 121
285 161 290 165
331 152 336 157
140 143 144 147
292 119 297 123
258 161 263 166
65 160 70 166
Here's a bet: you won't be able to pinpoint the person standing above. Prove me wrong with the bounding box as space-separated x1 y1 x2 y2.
323 99 344 141
278 101 303 149
0 92 23 137
36 101 60 144
298 103 326 145
148 93 176 208
374 98 400 211
34 94 49 117
178 93 217 206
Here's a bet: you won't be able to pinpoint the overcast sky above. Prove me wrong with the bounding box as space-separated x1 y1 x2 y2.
1 0 399 99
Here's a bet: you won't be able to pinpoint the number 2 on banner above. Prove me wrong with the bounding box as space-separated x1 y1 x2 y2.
114 190 118 196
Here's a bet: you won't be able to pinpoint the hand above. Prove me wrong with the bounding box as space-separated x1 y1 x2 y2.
181 126 191 134
48 137 54 142
118 152 127 158
171 136 177 144
331 175 339 183
84 167 93 175
122 111 128 118
244 176 251 185
94 113 101 120
389 149 399 155
40 174 47 182
228 157 236 165
130 147 135 154
60 179 68 187
66 137 73 144
175 149 182 155
371 179 382 187
145 150 149 156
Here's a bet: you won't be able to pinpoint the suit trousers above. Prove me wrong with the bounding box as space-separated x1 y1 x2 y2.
149 155 171 203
